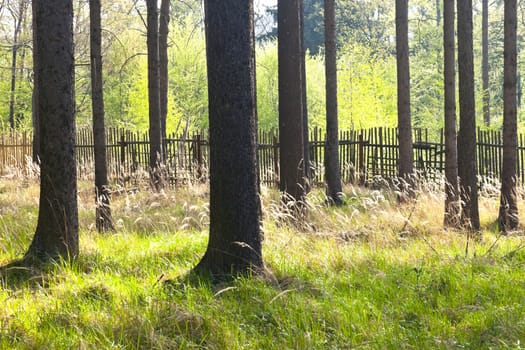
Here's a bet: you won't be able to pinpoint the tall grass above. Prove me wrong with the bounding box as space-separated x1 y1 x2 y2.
0 177 524 349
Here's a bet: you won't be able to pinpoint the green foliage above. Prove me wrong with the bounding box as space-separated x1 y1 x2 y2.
255 41 327 131
258 0 395 56
125 59 150 131
256 41 279 131
255 41 399 132
1 0 525 136
0 52 33 130
410 15 444 136
302 0 324 55
336 0 395 55
167 15 208 134
338 44 397 130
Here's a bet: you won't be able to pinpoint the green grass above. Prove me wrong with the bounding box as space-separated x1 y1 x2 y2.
0 179 524 349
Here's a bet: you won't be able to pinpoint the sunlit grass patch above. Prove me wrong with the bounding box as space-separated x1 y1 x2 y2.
0 178 524 348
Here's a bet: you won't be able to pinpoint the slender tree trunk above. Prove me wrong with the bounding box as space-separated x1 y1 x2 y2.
278 0 305 204
9 44 18 129
194 0 263 277
90 0 113 232
26 0 78 262
300 0 310 187
457 0 480 230
18 34 27 126
498 0 518 232
9 1 27 129
482 0 490 126
324 0 342 205
443 0 459 227
159 0 170 156
31 0 40 162
436 0 441 25
146 0 163 189
396 0 414 195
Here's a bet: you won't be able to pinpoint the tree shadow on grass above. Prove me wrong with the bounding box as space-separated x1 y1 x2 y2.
0 258 50 290
161 263 322 299
0 259 47 289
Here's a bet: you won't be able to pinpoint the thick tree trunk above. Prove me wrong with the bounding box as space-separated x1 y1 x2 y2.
146 0 163 189
498 0 518 232
26 0 78 262
90 0 113 232
457 0 480 230
278 0 305 203
396 0 414 194
159 0 170 153
482 0 490 126
31 0 40 163
194 0 263 277
443 0 459 227
324 0 342 205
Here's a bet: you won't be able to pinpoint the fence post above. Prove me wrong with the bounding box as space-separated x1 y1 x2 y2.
358 133 365 186
196 134 204 182
273 135 279 186
120 134 126 165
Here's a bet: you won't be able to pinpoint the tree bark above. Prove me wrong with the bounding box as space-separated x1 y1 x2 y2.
194 0 263 277
26 0 78 262
396 0 414 194
31 0 40 163
498 0 518 232
159 0 170 153
443 0 459 227
324 0 342 205
482 0 490 126
278 0 305 204
457 0 480 230
146 0 163 189
90 0 113 232
300 0 310 187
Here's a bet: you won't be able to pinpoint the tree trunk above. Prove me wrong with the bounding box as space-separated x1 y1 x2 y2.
498 0 518 232
457 0 480 230
396 0 414 193
159 0 170 155
436 0 441 26
278 0 305 204
31 0 40 163
194 0 263 277
9 41 18 129
300 0 310 187
324 0 342 205
482 0 490 126
8 1 28 129
443 0 459 227
90 0 113 232
25 0 78 262
146 0 163 189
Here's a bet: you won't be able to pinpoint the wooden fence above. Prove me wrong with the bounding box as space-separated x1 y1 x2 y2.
1 127 524 186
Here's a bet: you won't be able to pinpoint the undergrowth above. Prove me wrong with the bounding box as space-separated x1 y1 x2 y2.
0 177 523 349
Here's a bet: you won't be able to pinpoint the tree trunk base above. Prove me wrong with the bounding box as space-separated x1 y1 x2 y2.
498 206 519 233
444 200 461 228
96 203 115 233
192 251 265 282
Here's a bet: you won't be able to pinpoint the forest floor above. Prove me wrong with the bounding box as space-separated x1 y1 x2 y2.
0 177 524 349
